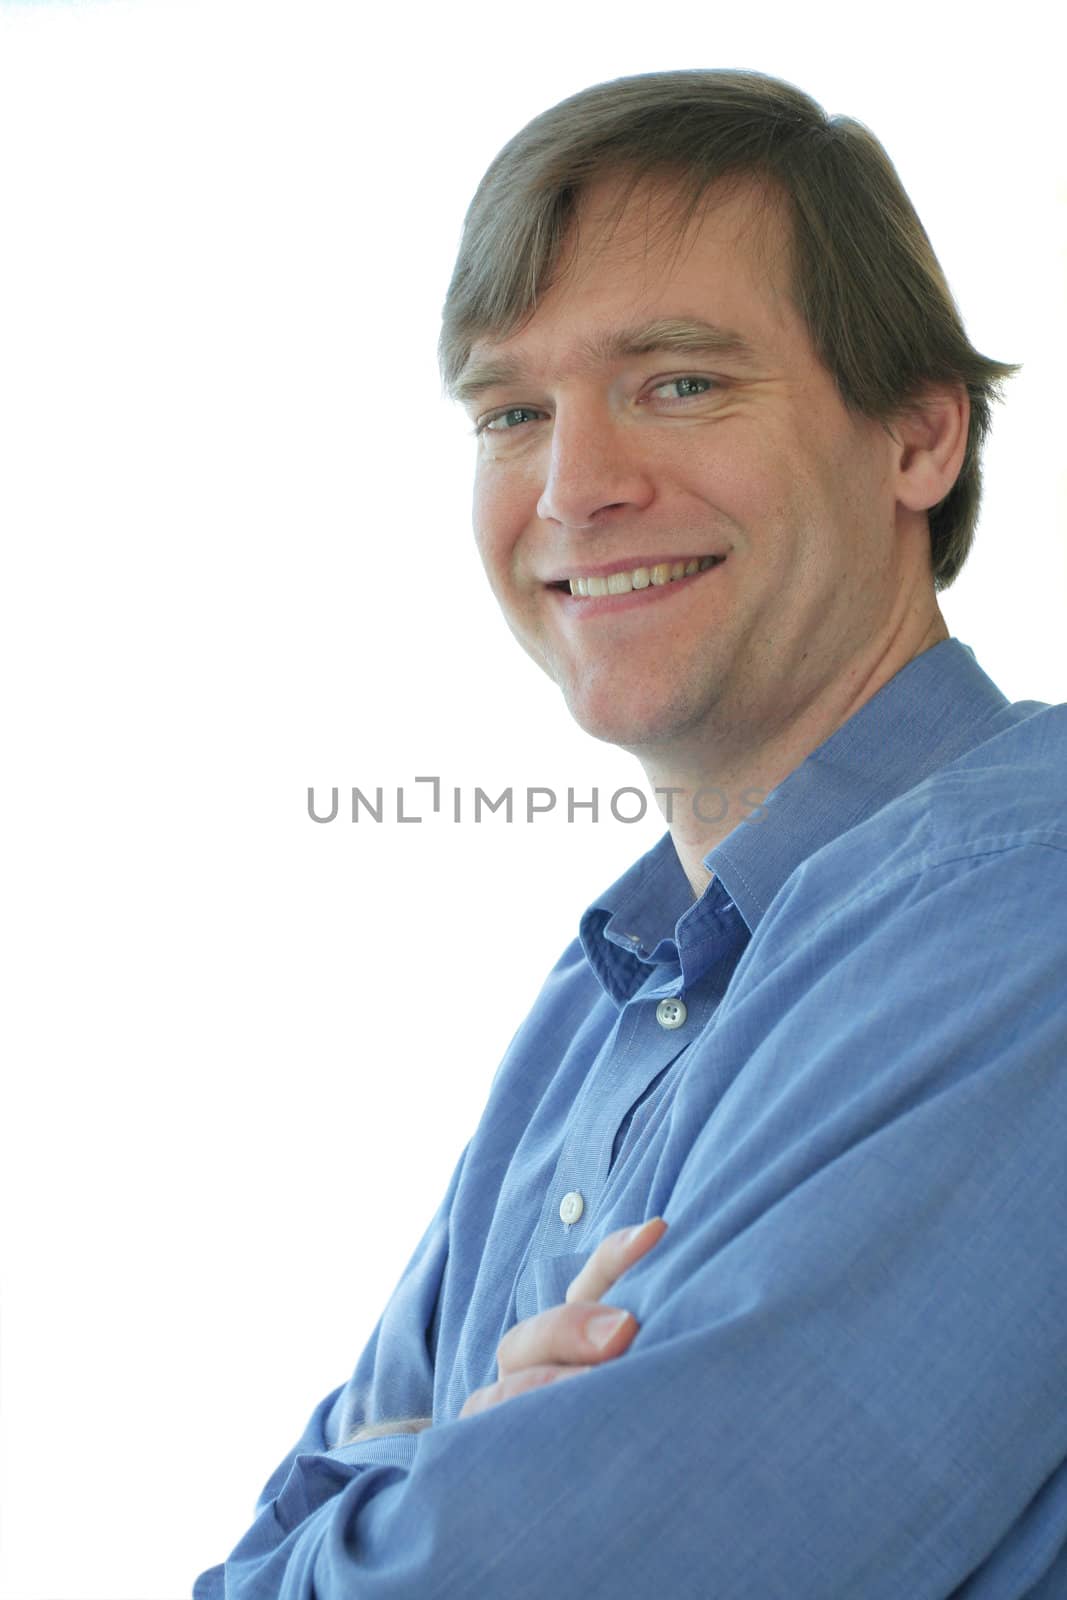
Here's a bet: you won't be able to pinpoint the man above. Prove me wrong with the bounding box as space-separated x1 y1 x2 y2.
195 69 1067 1597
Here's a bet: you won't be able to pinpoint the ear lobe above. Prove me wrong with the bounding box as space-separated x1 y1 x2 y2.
890 384 970 514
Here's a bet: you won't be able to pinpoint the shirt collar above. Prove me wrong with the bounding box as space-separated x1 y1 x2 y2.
707 637 1009 932
579 639 1010 1004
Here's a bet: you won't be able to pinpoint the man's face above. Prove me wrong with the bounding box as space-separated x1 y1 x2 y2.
464 174 915 767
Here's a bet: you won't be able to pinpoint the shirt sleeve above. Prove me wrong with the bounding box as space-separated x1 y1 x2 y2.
196 838 1067 1600
192 1139 471 1596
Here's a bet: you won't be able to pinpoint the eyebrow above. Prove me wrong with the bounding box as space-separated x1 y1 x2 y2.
452 317 764 408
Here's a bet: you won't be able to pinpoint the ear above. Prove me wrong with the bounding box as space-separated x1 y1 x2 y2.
888 384 970 514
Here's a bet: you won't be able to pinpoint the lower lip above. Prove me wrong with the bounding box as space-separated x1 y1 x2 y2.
548 559 727 619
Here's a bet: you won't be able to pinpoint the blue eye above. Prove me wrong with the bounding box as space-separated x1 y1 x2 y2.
478 406 543 434
651 376 715 400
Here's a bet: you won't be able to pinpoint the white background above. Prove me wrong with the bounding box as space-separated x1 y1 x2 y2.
0 2 1063 1596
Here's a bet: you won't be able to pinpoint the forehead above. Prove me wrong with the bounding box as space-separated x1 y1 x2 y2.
565 169 789 297
461 172 799 389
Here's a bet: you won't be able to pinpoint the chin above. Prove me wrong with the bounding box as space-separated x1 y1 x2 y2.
561 664 730 757
561 687 677 752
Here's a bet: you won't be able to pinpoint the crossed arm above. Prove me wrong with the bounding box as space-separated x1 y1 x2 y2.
340 1220 666 1442
196 841 1067 1598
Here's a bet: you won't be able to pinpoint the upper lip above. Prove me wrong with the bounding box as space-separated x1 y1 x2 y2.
544 553 727 583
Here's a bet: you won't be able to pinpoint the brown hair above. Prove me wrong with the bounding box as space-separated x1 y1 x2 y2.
439 69 1020 589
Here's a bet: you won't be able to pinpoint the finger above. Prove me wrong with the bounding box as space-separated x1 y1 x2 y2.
564 1216 668 1305
459 1362 589 1419
495 1298 637 1377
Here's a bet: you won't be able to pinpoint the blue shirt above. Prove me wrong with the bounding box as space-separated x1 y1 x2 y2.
195 638 1067 1599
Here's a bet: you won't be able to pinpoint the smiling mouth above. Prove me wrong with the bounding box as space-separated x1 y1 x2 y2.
549 555 725 597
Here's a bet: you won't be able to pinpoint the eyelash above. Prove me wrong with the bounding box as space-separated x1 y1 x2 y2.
472 375 720 437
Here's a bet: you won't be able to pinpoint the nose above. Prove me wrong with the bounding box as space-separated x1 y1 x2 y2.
535 399 655 528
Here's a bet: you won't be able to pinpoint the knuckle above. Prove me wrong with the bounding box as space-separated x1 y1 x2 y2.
516 1303 589 1369
460 1384 491 1418
473 1368 563 1416
553 1363 591 1383
496 1311 543 1374
513 1365 562 1395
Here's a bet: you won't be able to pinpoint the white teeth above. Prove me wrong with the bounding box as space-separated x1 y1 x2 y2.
568 555 719 597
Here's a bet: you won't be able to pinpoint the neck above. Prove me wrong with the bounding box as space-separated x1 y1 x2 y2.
641 610 950 899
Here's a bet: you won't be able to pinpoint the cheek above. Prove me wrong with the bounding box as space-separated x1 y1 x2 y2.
471 481 502 575
472 474 530 587
672 418 789 529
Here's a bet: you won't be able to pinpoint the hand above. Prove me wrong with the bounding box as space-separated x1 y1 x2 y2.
459 1216 668 1419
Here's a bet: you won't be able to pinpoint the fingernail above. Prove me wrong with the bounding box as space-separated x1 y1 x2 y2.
587 1310 632 1349
623 1218 664 1247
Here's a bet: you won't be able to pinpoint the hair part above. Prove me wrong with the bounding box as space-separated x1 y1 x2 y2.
439 69 1020 589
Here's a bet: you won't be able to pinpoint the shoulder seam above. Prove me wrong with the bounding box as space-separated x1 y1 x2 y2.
814 831 1067 922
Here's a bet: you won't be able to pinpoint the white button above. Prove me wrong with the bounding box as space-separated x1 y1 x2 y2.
559 1190 585 1225
656 997 688 1030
